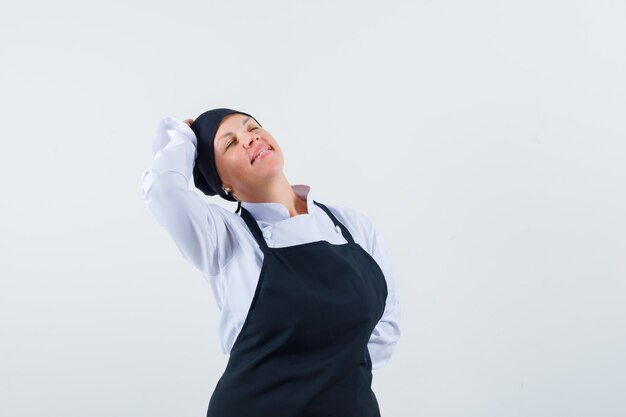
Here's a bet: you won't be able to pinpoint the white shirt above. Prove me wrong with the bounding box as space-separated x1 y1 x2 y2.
140 116 401 370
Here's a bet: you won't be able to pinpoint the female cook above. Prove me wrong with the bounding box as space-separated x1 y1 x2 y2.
141 108 401 416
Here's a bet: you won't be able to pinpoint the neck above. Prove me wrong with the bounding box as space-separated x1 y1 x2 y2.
239 173 308 218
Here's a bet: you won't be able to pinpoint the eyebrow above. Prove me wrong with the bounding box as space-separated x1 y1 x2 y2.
216 116 252 144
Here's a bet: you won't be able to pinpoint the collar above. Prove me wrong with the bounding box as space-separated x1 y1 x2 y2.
240 184 314 221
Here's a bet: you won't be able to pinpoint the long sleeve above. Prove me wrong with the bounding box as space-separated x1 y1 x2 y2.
140 116 234 278
363 218 402 370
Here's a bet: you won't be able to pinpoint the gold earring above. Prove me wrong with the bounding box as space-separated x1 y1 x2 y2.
222 186 231 195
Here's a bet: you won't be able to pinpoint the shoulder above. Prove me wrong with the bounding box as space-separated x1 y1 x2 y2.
199 201 251 251
320 202 376 244
205 201 245 224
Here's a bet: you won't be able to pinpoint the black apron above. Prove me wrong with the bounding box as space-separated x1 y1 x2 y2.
206 200 388 417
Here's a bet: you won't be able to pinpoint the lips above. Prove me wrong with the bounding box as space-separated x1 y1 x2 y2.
251 146 272 164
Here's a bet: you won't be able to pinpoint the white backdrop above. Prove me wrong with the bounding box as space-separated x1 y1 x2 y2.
1 1 625 416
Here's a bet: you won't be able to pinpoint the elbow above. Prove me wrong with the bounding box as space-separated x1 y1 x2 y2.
141 169 188 207
369 303 401 370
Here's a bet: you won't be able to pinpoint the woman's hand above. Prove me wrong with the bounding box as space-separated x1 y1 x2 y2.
151 117 198 157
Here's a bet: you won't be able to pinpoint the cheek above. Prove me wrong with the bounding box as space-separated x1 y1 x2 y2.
273 143 284 159
268 138 281 153
213 154 232 182
218 153 251 182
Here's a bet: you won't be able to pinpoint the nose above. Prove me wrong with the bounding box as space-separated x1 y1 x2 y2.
243 131 260 148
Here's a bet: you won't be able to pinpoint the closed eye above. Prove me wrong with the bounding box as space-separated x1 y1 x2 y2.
225 138 237 149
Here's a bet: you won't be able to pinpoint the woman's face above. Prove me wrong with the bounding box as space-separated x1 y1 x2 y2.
213 113 284 199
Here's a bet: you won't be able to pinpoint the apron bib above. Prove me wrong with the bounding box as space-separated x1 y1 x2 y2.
207 201 388 417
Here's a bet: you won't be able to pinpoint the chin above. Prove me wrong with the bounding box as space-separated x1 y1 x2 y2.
256 157 283 173
263 164 284 177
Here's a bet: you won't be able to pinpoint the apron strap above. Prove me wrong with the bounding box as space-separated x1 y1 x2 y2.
239 206 270 253
313 200 355 244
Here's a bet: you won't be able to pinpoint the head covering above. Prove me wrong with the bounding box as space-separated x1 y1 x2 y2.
189 108 262 213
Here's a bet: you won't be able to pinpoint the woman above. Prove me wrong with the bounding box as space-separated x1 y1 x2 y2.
141 108 401 416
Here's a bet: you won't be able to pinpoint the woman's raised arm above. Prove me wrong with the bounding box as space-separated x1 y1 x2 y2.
141 116 232 277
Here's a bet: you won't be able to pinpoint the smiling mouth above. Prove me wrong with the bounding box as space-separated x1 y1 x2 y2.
251 147 272 164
